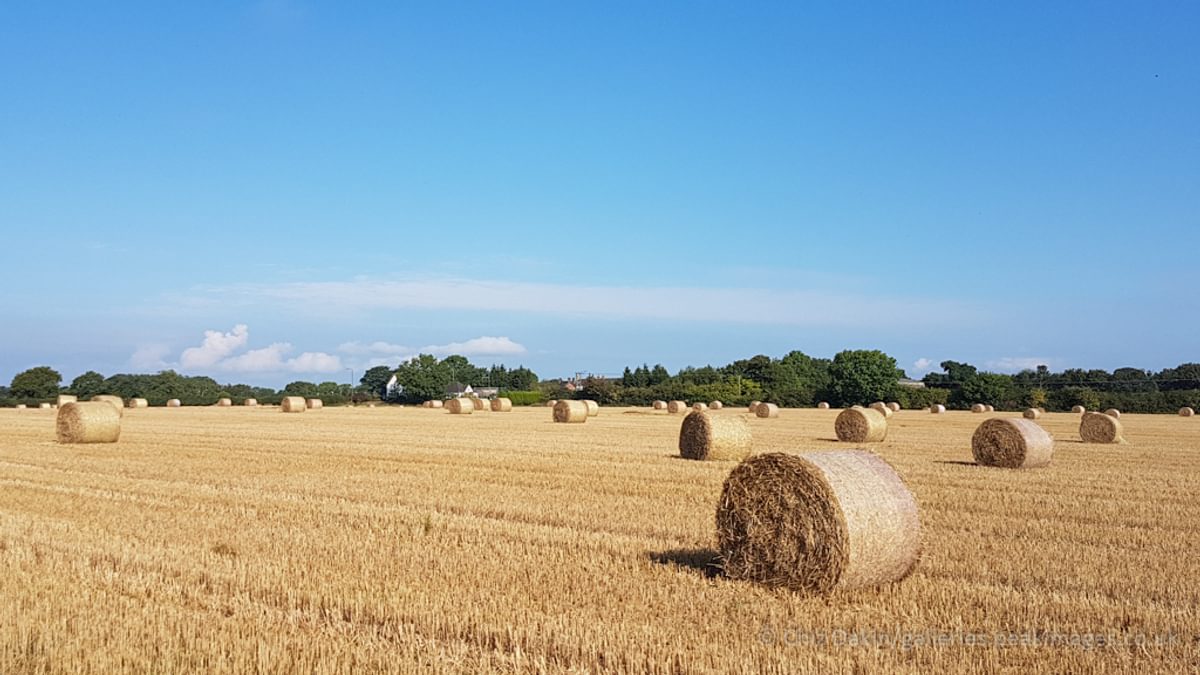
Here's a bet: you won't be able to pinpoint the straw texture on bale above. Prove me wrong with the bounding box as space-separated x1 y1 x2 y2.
716 451 921 594
470 397 486 411
692 402 709 412
972 418 1054 469
1071 405 1086 414
552 400 587 423
91 395 125 418
445 398 473 414
166 399 181 408
217 398 232 407
1180 407 1195 417
652 400 667 410
306 398 323 410
56 402 121 444
1104 408 1121 418
583 400 600 417
869 402 894 418
755 403 780 419
280 397 306 413
490 397 513 412
817 402 830 410
930 404 946 414
970 404 985 413
244 398 258 407
56 394 77 407
1080 412 1124 444
709 401 724 410
834 407 887 443
667 400 689 414
128 398 148 409
678 411 751 462
887 402 901 412
1023 407 1042 420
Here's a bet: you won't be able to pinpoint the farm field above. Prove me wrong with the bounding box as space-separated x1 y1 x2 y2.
0 405 1197 673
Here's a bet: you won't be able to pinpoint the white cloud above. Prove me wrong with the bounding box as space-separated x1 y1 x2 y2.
912 358 935 372
180 324 249 368
337 341 412 357
288 351 342 373
130 344 172 371
422 336 526 357
985 357 1055 373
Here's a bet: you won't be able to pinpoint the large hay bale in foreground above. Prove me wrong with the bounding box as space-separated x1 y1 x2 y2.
244 398 258 407
667 400 689 414
1180 407 1195 417
1071 405 1086 414
693 402 709 412
166 399 181 408
552 400 587 423
1104 408 1120 418
869 402 893 418
652 400 667 410
128 398 148 409
972 418 1054 469
817 402 830 410
56 394 77 407
446 398 472 414
1080 412 1123 444
1022 407 1042 420
490 397 513 412
716 451 921 594
306 398 323 410
217 398 232 407
56 402 121 444
834 407 887 443
887 402 901 412
755 403 780 419
679 411 751 461
280 396 306 413
583 400 599 417
709 401 723 410
930 404 946 414
970 404 985 413
91 395 125 418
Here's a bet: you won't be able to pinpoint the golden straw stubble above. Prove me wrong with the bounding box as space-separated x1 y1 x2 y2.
678 411 751 461
834 407 887 442
971 418 1054 468
716 451 921 594
56 401 121 444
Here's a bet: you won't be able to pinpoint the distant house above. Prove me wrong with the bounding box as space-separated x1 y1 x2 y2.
385 375 403 399
898 378 926 389
473 387 499 399
445 382 474 398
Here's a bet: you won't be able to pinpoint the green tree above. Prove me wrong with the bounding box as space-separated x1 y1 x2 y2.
392 354 448 402
283 381 319 397
10 366 62 400
958 373 1010 408
68 370 106 399
828 350 899 406
359 366 394 397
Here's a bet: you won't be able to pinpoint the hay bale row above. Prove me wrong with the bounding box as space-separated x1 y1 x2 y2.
930 404 946 414
834 407 887 442
755 403 779 419
490 397 513 412
553 400 587 423
92 395 124 417
281 396 306 413
446 398 473 414
57 402 121 444
1080 412 1123 443
678 411 751 461
668 400 688 414
716 450 921 594
972 418 1053 468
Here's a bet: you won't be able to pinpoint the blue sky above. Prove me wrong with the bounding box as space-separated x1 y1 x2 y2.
1 2 1197 387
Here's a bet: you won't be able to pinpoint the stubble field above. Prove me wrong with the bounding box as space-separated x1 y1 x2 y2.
0 405 1197 673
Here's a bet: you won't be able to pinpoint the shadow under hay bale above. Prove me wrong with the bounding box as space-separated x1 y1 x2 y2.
678 411 751 461
57 402 121 444
647 548 722 578
834 407 887 443
716 451 921 594
972 418 1054 468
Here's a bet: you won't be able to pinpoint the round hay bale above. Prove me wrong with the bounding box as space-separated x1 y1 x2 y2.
15 404 27 410
91 395 125 418
446 398 473 414
693 402 709 412
56 401 121 444
679 411 751 461
56 394 77 407
244 398 258 407
1022 407 1042 420
834 407 887 443
490 397 513 412
970 404 985 413
1104 408 1120 418
306 398 323 410
470 397 486 411
930 404 946 414
217 398 232 407
667 400 689 414
748 400 761 412
166 399 181 408
652 400 667 410
280 396 306 413
128 398 148 409
39 403 51 409
709 400 723 410
985 405 995 413
429 400 444 409
1071 405 1086 414
546 399 558 407
972 418 1054 469
552 400 587 423
755 403 780 419
716 450 921 594
1080 412 1123 444
817 402 830 410
583 400 600 417
1180 407 1195 417
869 402 893 418
887 402 901 412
